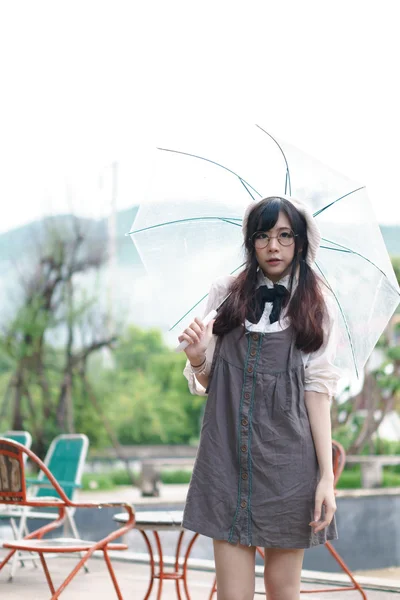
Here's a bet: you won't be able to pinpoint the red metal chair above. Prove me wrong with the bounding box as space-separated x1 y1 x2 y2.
209 440 367 599
0 437 135 599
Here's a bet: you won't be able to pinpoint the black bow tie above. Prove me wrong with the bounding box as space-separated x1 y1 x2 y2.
247 284 290 325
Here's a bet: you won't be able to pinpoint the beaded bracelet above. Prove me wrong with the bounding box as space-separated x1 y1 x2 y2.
190 357 209 376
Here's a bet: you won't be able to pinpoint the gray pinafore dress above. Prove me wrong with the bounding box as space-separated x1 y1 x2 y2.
182 325 337 548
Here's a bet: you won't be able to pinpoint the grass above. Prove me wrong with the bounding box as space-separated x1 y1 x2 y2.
82 466 400 492
82 473 117 491
81 468 192 491
336 465 400 489
160 469 192 484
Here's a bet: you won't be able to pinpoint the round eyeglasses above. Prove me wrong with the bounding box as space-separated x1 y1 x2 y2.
251 229 297 250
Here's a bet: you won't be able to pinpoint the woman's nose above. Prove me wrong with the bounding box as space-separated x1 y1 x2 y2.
268 237 280 250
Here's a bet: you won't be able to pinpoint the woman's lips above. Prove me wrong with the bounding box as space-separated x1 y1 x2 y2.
267 259 281 264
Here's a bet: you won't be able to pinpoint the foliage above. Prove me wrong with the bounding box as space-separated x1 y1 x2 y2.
331 256 400 455
113 326 166 372
81 464 400 491
0 302 205 452
80 468 192 490
0 219 114 456
88 327 205 446
335 465 400 489
161 469 192 484
335 466 362 489
81 473 116 491
1 223 398 457
334 423 400 456
391 256 400 290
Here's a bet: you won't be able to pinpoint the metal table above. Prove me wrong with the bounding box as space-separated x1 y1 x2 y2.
113 510 199 600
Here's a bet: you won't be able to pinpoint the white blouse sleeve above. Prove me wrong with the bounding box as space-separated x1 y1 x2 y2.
303 293 342 399
183 275 234 396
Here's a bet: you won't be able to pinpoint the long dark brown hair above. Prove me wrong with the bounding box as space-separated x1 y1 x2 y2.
213 197 326 353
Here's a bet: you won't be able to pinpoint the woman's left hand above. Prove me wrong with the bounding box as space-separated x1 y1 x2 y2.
309 477 337 534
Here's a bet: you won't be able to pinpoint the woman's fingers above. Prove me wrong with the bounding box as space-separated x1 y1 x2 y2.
178 332 194 345
190 321 204 338
309 502 336 533
311 493 323 524
184 328 200 344
178 317 213 351
322 504 336 529
194 317 206 330
178 320 206 346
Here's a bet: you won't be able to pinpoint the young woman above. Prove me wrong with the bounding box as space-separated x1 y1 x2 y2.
178 196 342 600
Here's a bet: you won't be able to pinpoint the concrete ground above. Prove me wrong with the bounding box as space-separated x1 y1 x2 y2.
1 484 399 598
76 484 400 583
0 555 399 600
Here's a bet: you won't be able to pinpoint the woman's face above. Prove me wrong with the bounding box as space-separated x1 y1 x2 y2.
253 211 296 282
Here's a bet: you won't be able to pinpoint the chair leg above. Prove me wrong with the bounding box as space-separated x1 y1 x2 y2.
38 553 56 596
66 511 79 538
325 542 368 599
66 510 89 574
0 548 17 575
209 576 217 600
9 517 26 569
103 548 125 600
49 548 94 600
9 511 29 579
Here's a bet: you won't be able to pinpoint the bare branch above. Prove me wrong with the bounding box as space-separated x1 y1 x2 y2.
73 337 117 367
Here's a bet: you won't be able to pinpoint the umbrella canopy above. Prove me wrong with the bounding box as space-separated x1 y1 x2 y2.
128 126 400 378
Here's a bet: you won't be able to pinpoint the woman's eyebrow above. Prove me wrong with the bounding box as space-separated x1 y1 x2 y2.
259 226 291 232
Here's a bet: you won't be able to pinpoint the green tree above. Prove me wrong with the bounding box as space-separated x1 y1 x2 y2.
91 328 205 445
113 325 168 371
332 256 400 453
0 218 114 455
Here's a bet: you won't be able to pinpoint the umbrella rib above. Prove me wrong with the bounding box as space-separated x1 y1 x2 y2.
314 260 359 379
238 178 257 201
157 147 263 200
313 187 366 217
128 216 242 235
320 245 352 253
321 238 400 296
169 262 246 331
169 293 211 331
285 170 290 196
255 124 292 196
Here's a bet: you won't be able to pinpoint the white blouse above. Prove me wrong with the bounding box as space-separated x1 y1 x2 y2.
183 270 342 399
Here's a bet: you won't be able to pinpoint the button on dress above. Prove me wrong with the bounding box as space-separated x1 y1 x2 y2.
182 324 337 548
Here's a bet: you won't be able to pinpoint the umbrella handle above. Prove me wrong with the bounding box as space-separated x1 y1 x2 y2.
174 310 218 352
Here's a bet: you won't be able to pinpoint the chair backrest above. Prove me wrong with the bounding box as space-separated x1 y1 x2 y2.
332 439 346 488
0 437 71 508
2 430 32 450
0 439 26 505
36 434 89 500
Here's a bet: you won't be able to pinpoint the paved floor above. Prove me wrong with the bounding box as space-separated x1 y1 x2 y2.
0 555 399 600
76 486 400 582
1 485 399 598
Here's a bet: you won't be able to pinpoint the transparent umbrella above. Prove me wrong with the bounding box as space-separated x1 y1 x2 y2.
128 125 400 378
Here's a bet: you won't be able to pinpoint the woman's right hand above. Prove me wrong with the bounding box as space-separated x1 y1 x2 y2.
178 317 215 365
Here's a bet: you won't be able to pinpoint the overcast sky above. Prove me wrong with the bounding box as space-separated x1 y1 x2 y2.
1 0 399 235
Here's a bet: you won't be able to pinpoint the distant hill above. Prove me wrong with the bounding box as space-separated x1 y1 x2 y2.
0 206 142 270
0 208 398 336
1 209 399 267
0 206 154 331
